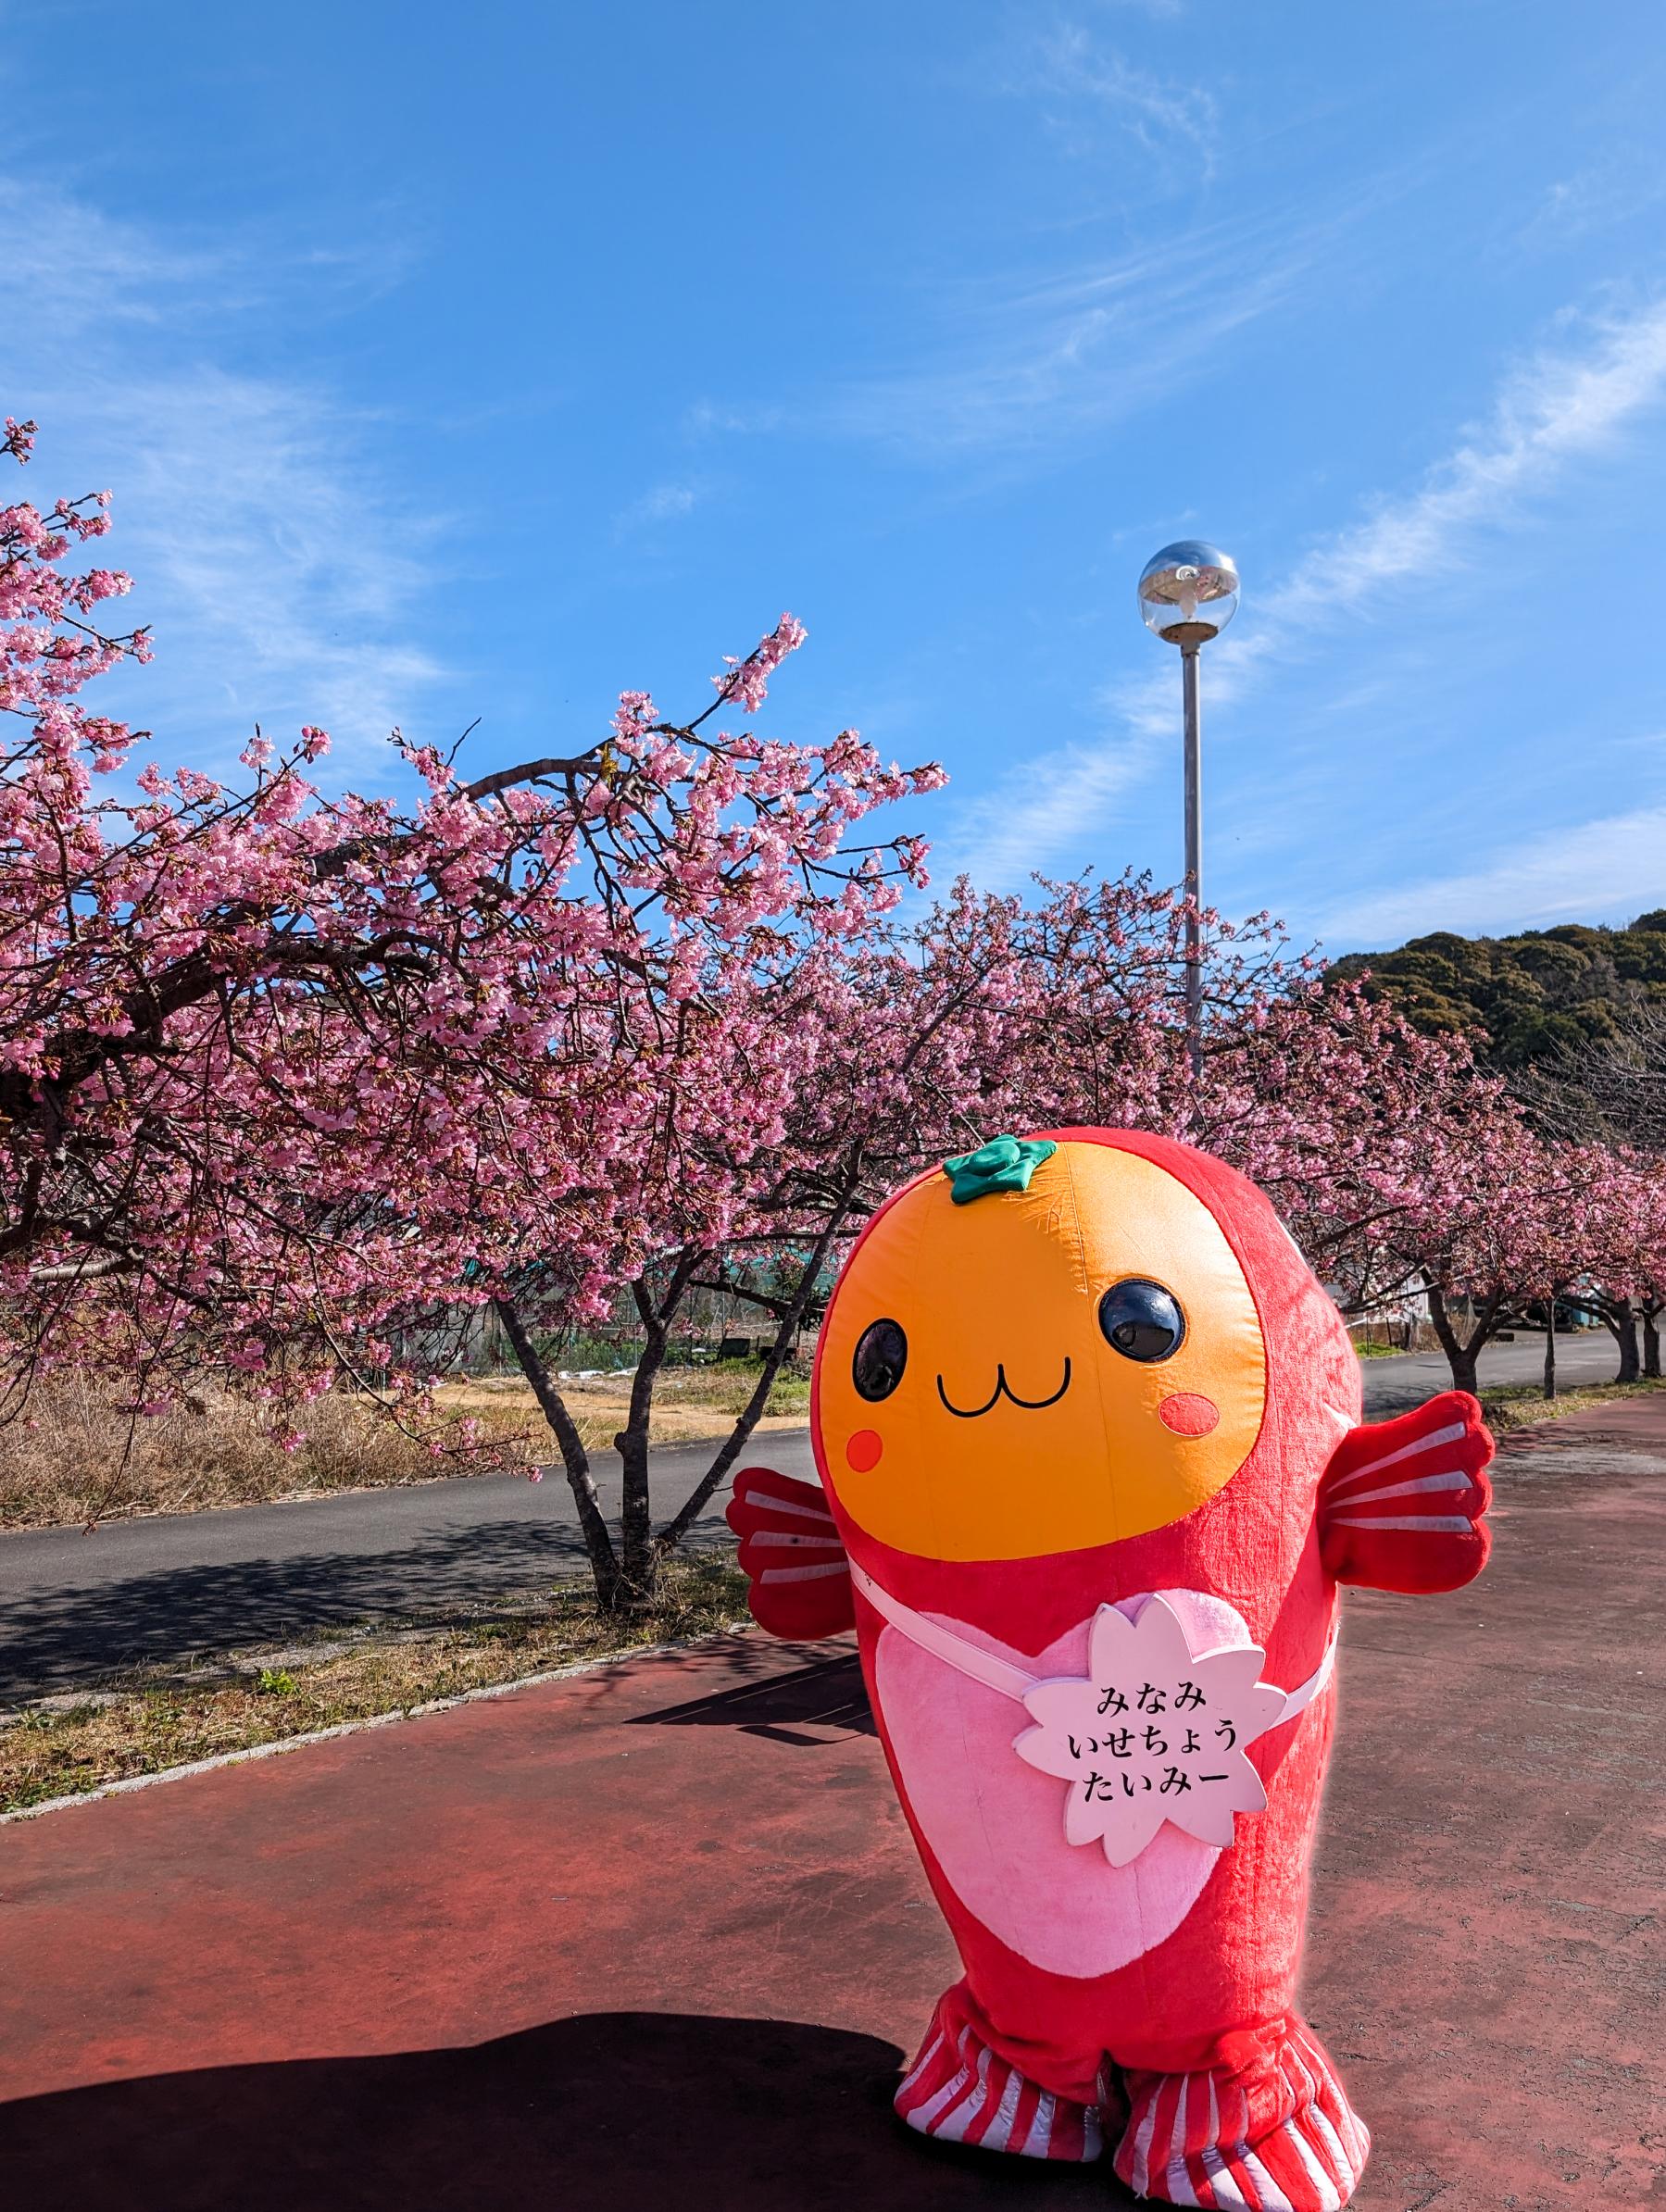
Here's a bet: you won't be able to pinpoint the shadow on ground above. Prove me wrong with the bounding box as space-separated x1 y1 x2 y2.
7 2013 1121 2212
630 1649 876 1743
0 1514 733 1701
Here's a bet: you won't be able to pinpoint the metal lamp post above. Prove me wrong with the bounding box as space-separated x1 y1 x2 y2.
1137 540 1240 1080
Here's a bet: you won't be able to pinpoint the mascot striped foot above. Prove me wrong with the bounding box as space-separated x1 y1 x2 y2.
895 1994 1108 2163
894 1994 1367 2205
1114 2022 1370 2209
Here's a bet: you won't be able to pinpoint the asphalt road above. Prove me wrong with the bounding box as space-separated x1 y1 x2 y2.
0 1434 791 1703
0 1332 1623 1700
1351 1325 1618 1414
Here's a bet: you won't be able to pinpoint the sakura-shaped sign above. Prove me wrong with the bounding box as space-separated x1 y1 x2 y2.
1014 1593 1289 1867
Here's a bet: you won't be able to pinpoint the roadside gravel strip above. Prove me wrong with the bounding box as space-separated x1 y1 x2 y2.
0 1556 753 1817
2 1628 745 1826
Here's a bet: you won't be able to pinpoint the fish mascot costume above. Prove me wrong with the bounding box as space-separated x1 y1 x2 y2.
728 1130 1493 2208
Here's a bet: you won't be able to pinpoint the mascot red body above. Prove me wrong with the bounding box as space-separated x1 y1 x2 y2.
729 1131 1492 2207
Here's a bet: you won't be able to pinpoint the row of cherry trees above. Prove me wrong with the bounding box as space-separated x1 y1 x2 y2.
5 426 1661 1600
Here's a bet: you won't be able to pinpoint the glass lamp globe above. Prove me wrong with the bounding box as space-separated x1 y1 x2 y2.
1138 541 1240 645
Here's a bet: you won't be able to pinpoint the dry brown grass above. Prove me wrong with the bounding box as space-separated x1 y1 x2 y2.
0 1553 754 1818
0 1377 518 1531
0 1364 812 1531
439 1362 811 1450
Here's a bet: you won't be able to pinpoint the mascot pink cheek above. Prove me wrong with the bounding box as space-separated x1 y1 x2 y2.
1159 1392 1219 1437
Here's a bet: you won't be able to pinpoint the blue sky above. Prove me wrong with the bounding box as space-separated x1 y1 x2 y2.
4 0 1665 953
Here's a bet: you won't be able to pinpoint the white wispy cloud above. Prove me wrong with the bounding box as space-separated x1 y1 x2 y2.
932 723 1160 890
795 206 1319 459
1246 298 1666 649
1029 21 1217 164
1315 798 1666 945
1520 156 1666 250
689 6 1349 471
612 479 702 538
0 177 218 328
0 177 446 775
946 297 1666 892
103 372 445 756
929 656 1175 888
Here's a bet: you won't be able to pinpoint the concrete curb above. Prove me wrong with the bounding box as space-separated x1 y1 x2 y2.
0 1622 751 1826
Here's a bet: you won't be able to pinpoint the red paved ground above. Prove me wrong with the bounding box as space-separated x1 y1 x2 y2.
3 1400 1663 2210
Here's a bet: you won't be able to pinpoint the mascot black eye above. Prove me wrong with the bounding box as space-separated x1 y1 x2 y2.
1097 1279 1185 1363
852 1318 908 1402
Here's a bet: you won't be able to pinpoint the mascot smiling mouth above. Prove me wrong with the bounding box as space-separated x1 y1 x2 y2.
936 1359 1073 1418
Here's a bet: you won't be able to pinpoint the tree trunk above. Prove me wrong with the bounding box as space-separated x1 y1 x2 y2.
617 1288 669 1602
658 1201 852 1554
1609 1298 1642 1384
614 1253 704 1601
1543 1299 1557 1402
493 1295 620 1609
1426 1282 1481 1396
1644 1302 1661 1381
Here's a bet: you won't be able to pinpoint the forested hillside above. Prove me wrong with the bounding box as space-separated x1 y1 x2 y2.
1327 913 1666 1066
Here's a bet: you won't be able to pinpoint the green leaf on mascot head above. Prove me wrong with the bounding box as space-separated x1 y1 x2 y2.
941 1134 1058 1206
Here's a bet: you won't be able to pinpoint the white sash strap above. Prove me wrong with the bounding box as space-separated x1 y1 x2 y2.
1282 1627 1337 1723
849 1560 1335 1729
851 1562 1038 1701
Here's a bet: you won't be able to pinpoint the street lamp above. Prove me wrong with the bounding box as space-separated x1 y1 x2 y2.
1137 540 1240 1080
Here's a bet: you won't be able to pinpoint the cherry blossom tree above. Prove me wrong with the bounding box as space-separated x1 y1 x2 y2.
1514 1026 1666 1383
0 425 944 1582
1568 1147 1666 1385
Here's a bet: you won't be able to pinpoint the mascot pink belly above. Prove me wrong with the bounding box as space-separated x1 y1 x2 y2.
729 1130 1493 2206
869 1581 1318 1981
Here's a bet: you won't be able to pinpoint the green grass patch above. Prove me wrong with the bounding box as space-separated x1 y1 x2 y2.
1478 1376 1666 1432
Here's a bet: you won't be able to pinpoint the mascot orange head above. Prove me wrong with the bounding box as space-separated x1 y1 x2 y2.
813 1129 1352 1565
